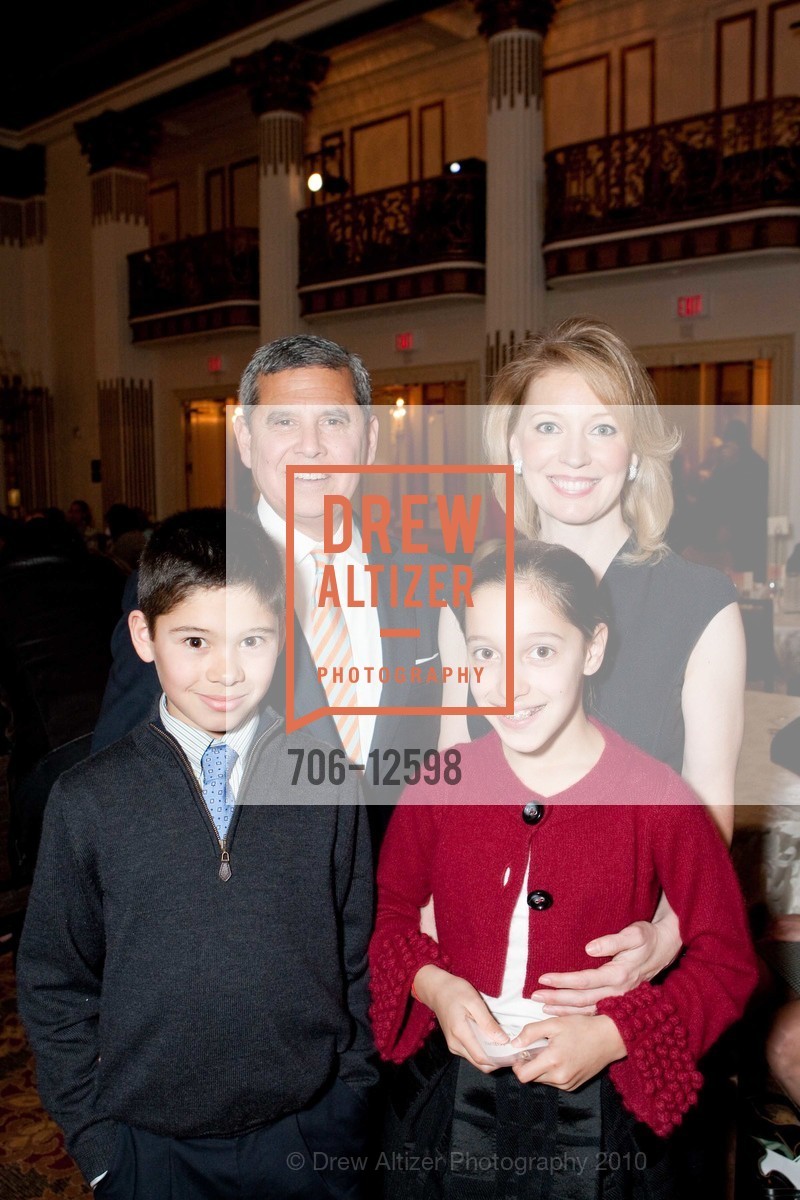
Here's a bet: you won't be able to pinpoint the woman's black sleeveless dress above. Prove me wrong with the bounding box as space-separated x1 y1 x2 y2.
592 545 736 771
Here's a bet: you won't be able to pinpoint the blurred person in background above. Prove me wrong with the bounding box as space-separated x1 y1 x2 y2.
708 418 769 582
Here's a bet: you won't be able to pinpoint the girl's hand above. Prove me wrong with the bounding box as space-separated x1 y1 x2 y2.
531 906 682 1015
412 965 507 1073
510 1016 626 1091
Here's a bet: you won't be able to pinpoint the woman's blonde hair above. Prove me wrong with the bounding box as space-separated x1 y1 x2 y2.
483 316 681 562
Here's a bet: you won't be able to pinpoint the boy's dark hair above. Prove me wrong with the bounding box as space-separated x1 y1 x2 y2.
137 508 285 636
464 539 609 640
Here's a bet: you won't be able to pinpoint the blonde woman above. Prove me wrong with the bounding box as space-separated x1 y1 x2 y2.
437 317 745 1015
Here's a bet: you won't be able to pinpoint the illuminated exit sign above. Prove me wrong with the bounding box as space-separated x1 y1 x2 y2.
676 294 709 319
395 331 415 352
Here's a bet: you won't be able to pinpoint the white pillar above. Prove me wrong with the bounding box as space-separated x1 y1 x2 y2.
232 41 329 344
1 198 50 387
89 168 151 380
477 2 556 377
0 145 56 510
87 168 157 516
258 111 306 341
76 111 160 515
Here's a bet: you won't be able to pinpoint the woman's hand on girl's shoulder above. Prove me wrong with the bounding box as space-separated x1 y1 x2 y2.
510 1015 626 1092
412 965 506 1073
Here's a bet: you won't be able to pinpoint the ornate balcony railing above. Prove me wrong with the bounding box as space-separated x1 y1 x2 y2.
297 172 486 288
544 97 800 243
128 227 259 342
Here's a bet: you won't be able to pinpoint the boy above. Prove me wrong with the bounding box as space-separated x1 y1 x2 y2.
17 508 376 1200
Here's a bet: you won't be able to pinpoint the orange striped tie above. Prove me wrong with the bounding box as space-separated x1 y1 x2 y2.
309 548 362 764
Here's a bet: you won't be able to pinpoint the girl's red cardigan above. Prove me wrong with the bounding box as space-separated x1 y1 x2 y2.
369 724 758 1137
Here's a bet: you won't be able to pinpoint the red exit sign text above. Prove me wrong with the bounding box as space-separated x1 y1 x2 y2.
676 294 707 319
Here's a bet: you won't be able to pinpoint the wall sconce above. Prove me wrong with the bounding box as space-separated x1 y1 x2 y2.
306 142 349 199
307 170 349 196
445 157 486 178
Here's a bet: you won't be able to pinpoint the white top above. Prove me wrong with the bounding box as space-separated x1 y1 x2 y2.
480 851 548 1037
259 495 382 753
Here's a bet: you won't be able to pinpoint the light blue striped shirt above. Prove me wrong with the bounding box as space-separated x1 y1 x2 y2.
158 693 258 804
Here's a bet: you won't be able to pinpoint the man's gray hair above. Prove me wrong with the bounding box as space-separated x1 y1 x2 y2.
238 335 371 416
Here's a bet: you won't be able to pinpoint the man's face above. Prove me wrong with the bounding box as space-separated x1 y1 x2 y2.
233 366 379 539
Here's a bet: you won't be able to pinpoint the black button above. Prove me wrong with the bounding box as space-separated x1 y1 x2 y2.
522 802 544 825
527 890 553 911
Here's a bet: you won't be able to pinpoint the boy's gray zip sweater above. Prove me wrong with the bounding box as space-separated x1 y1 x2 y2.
17 707 376 1182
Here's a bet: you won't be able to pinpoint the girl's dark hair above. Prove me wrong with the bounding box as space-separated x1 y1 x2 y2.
467 539 608 640
138 508 284 636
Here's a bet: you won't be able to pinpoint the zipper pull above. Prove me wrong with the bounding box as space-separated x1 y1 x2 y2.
219 846 231 882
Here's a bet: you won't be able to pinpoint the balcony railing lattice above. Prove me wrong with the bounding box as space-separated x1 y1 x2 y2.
297 172 486 287
544 97 800 241
128 227 259 319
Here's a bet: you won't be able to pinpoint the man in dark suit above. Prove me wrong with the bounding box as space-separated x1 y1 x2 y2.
93 335 446 837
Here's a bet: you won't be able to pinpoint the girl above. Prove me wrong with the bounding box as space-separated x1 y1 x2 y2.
370 541 757 1200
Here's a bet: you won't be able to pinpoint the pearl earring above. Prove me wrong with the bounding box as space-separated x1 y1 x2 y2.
513 459 523 476
627 462 638 481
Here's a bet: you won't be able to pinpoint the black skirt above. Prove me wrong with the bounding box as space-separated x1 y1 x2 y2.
382 1032 676 1200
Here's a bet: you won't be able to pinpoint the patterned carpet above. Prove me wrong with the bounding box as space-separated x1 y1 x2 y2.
0 952 90 1199
0 749 89 1199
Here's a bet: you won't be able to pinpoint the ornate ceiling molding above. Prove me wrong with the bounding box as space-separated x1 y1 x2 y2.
474 0 557 39
75 109 162 175
232 40 329 117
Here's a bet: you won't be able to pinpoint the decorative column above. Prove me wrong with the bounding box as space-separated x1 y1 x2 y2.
0 143 56 511
475 0 557 377
75 109 160 515
233 41 328 342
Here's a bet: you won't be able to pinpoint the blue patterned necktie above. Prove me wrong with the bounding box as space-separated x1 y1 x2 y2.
201 743 238 840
